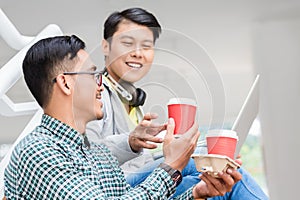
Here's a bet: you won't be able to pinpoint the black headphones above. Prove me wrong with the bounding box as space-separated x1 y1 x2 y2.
103 68 147 107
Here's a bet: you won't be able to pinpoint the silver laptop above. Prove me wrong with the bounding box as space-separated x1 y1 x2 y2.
232 75 260 158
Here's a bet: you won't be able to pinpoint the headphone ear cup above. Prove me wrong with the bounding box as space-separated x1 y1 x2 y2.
132 88 146 107
118 80 147 107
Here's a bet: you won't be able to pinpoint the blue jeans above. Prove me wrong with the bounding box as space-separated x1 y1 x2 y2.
126 157 269 199
126 157 200 197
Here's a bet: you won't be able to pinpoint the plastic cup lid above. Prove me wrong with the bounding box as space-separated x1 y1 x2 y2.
206 129 239 140
167 98 197 106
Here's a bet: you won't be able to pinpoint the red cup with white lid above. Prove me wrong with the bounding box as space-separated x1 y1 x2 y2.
167 98 197 136
206 129 238 159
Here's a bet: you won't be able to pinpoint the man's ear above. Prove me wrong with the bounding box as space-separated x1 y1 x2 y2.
102 39 110 56
55 75 72 95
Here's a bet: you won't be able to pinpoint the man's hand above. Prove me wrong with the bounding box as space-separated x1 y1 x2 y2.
192 168 242 199
163 118 200 171
129 113 166 152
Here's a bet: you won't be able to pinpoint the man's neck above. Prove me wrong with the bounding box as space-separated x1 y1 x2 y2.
44 108 86 134
106 67 120 82
104 69 132 114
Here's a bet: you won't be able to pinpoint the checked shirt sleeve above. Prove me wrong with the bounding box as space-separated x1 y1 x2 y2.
126 168 194 199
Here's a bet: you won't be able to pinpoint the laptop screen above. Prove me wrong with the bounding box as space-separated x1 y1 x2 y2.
232 75 260 158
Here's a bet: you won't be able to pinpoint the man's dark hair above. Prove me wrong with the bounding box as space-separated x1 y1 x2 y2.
104 7 161 43
22 35 85 108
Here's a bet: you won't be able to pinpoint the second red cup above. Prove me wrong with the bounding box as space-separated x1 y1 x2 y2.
167 98 197 136
206 129 239 159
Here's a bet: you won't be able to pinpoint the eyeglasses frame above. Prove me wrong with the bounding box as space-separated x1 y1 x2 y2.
52 71 102 86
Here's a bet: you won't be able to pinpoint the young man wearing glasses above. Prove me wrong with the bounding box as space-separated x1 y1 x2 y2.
4 35 242 199
86 7 269 199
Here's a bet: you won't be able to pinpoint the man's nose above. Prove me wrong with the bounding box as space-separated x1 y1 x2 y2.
130 47 143 58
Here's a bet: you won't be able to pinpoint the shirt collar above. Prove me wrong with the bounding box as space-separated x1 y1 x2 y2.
41 114 84 148
102 75 114 91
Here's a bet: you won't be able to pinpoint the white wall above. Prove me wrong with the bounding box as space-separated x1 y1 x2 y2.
253 17 300 199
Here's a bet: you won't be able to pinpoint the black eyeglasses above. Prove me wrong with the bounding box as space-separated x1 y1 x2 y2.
53 71 102 86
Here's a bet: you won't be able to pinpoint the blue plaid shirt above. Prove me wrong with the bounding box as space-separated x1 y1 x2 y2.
4 114 193 199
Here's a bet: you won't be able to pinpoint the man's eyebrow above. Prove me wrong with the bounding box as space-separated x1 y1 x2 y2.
119 35 154 43
120 35 134 40
143 39 154 43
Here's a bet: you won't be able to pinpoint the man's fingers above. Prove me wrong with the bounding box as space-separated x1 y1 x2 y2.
140 119 164 129
199 173 219 196
180 122 200 148
225 168 242 183
182 122 199 140
142 141 158 149
202 173 228 196
164 118 175 144
145 125 166 136
234 158 242 166
145 136 163 143
135 139 158 149
143 113 158 120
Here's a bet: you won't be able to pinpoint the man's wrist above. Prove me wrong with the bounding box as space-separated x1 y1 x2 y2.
128 135 140 153
192 185 207 200
158 163 182 186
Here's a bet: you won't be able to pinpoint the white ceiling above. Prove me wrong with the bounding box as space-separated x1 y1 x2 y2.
1 0 300 143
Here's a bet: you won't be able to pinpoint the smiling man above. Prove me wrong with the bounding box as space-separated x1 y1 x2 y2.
86 8 163 169
86 7 166 177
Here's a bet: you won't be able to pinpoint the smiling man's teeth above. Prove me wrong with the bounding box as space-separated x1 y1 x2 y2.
127 62 142 68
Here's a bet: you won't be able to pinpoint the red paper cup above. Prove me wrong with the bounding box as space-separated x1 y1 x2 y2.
206 129 238 159
167 98 197 136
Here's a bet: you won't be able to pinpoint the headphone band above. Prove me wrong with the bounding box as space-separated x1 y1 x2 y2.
103 71 133 101
102 68 146 107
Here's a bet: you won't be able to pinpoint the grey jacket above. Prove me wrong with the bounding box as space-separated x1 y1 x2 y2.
86 77 153 173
